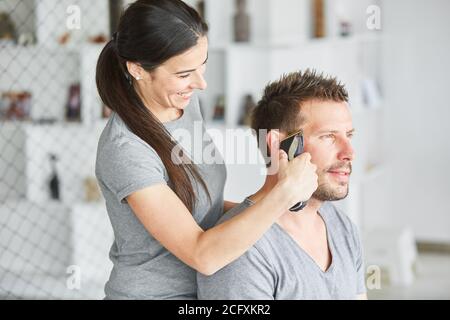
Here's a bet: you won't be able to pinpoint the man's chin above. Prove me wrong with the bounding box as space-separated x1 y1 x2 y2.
312 184 349 202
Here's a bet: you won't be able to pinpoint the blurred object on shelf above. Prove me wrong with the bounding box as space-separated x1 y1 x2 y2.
233 0 250 42
18 32 35 46
89 33 108 44
102 104 112 118
196 0 205 20
212 94 225 122
58 31 71 45
339 20 352 37
238 94 256 127
0 11 16 42
48 154 60 201
66 83 81 121
362 78 382 108
364 227 417 286
34 118 58 125
0 91 32 121
84 177 101 202
336 0 351 37
312 0 325 38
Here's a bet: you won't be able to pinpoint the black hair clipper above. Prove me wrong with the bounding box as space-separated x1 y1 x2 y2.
279 130 308 212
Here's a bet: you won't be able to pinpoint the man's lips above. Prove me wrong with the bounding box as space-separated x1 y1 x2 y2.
327 170 350 175
327 162 351 180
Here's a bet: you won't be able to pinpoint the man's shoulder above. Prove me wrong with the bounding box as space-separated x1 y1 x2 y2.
320 201 358 234
321 202 362 255
218 199 282 258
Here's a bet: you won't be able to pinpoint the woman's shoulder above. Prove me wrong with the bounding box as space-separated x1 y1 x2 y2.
97 112 161 163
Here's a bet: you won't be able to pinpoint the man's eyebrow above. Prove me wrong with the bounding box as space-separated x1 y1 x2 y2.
174 54 208 75
315 128 356 135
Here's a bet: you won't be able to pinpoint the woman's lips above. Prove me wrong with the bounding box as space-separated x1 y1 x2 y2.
177 92 193 100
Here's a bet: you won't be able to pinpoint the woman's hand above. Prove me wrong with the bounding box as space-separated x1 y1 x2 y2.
276 150 318 206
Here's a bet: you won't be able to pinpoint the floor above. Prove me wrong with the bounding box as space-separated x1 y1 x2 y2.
367 253 450 300
1 253 449 300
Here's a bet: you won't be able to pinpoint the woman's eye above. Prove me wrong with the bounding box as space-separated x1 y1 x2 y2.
179 74 190 79
321 134 334 139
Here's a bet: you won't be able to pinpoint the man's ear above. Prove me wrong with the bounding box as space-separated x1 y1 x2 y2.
267 129 285 154
126 61 145 81
266 129 280 155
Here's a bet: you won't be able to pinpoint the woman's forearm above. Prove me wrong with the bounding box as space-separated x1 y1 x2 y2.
195 185 290 275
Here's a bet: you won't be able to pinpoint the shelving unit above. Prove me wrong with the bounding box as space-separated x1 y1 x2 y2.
0 0 112 298
0 0 385 213
0 0 385 297
195 0 383 125
0 0 110 124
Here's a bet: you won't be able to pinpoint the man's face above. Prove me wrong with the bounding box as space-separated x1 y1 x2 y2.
299 99 355 201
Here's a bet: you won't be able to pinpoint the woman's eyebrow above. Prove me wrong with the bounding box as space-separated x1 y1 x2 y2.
174 54 208 75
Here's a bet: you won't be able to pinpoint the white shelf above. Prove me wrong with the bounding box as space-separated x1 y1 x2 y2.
0 121 105 205
209 32 383 51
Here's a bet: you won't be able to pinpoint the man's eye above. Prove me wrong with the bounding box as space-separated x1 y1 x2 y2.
321 134 335 139
179 74 190 79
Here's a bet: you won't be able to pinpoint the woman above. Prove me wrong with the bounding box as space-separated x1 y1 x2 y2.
95 0 318 299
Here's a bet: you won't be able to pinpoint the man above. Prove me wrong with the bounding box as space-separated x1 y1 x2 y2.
197 70 367 299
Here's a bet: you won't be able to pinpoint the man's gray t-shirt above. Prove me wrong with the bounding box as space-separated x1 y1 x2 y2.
197 199 366 299
96 95 227 299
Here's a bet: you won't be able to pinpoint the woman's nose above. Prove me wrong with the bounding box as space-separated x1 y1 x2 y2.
191 70 207 90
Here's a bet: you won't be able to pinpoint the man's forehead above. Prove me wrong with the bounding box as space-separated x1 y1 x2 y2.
300 100 352 131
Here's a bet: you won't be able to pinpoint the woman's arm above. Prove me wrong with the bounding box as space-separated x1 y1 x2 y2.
223 200 238 213
127 152 317 275
128 182 290 275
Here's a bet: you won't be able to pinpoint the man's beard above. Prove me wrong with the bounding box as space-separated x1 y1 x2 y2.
312 162 352 202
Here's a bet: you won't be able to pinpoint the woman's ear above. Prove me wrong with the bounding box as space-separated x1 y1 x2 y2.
126 61 144 81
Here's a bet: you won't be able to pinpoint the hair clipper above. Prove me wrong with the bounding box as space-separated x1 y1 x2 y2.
279 130 308 212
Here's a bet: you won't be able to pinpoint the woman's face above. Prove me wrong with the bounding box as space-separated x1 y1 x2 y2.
138 36 208 118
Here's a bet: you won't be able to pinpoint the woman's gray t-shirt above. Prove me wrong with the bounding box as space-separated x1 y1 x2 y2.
197 199 366 300
95 95 226 299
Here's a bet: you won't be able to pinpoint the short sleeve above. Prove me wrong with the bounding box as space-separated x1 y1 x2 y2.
96 138 167 203
197 247 275 300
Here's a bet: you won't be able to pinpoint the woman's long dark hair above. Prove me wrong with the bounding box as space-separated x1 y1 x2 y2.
96 0 210 212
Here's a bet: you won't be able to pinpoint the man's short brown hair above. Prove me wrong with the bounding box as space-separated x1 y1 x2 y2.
251 69 348 143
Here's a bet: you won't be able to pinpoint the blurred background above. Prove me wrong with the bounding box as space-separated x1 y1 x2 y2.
0 0 449 299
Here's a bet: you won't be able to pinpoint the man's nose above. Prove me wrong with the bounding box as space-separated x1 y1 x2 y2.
338 138 354 161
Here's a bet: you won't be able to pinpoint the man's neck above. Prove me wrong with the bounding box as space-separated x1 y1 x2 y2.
248 175 324 229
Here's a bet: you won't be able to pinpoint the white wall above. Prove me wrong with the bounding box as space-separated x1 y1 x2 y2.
382 0 450 242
